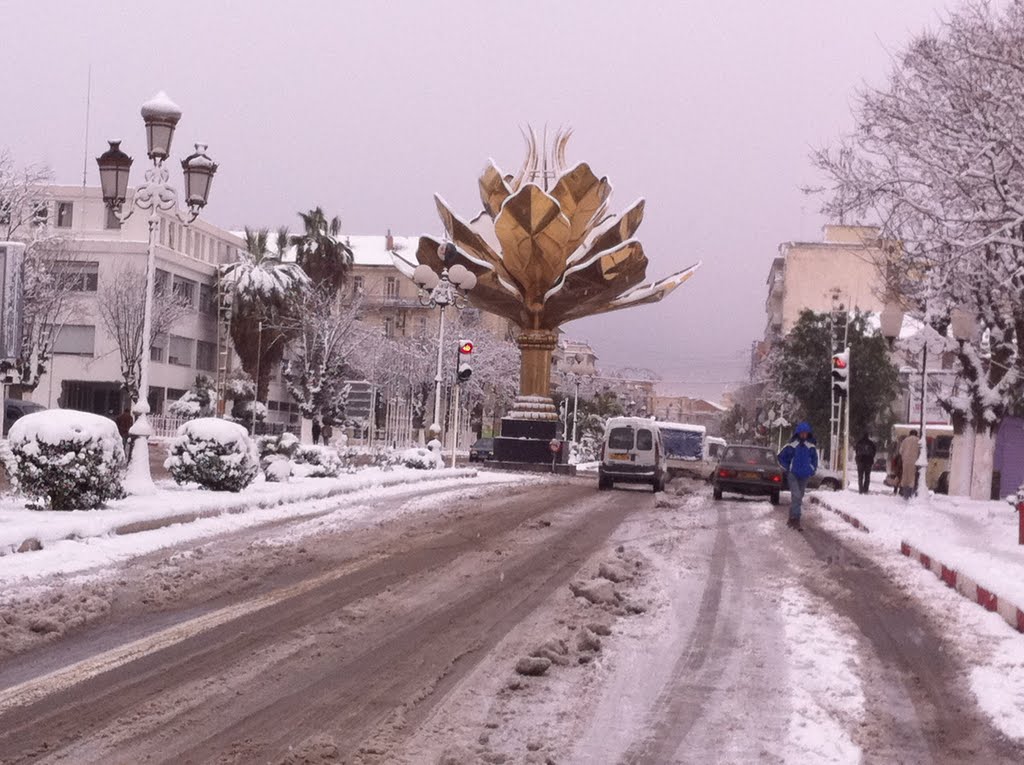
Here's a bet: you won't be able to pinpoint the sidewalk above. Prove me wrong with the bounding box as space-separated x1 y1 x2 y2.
0 467 479 557
811 481 1024 633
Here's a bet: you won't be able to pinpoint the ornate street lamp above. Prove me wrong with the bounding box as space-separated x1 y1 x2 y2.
96 91 218 494
410 242 476 437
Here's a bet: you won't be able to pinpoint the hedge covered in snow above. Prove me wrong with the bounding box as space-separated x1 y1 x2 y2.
2 409 127 510
165 418 259 492
292 445 344 478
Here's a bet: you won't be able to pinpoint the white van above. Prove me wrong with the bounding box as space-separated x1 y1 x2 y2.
598 417 667 492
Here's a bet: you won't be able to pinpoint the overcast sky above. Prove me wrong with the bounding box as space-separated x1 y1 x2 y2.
0 0 957 399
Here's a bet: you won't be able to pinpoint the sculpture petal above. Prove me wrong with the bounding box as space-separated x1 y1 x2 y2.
478 161 511 219
550 162 612 255
542 241 649 327
570 198 645 267
436 195 524 293
564 261 702 323
493 184 572 304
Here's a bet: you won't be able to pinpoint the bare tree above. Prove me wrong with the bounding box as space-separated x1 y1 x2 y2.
97 264 191 402
0 149 84 393
812 1 1024 497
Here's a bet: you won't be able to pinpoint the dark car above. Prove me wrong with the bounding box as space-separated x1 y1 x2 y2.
4 398 45 436
712 444 784 504
469 437 494 462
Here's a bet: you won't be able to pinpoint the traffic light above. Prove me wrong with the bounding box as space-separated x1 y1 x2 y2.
831 348 850 397
456 340 473 383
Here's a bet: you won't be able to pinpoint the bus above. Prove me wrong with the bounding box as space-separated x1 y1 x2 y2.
658 422 707 479
890 423 953 493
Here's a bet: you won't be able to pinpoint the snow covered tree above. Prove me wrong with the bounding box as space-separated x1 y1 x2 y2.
220 227 308 402
98 263 191 403
279 287 372 422
168 375 218 419
771 311 900 448
291 207 353 295
813 1 1024 496
0 150 83 393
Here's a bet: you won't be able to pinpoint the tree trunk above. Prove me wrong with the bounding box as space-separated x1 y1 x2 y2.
949 418 976 497
970 426 998 501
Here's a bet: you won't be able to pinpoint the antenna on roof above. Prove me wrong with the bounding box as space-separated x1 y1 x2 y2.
81 64 92 188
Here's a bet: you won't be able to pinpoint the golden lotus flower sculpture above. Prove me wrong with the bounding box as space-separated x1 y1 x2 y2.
395 129 701 419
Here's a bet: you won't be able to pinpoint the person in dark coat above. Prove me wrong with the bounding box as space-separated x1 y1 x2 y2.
321 421 333 446
311 417 321 445
777 421 819 531
854 433 878 494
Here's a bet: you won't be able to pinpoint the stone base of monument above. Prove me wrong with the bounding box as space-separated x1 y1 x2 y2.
492 396 570 466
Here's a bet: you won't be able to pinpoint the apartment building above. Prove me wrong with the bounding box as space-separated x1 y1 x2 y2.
25 186 295 427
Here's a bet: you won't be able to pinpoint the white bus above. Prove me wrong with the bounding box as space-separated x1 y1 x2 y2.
658 422 707 479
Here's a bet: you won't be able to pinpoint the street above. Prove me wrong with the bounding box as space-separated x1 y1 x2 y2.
1 476 1022 765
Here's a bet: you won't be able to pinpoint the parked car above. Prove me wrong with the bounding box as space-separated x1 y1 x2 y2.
468 437 494 462
712 444 784 504
598 417 666 492
807 468 842 491
3 398 46 436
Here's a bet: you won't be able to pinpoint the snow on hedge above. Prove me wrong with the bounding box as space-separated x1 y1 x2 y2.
2 409 126 510
165 417 259 492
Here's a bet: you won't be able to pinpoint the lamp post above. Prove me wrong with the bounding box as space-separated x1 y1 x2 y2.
97 91 218 494
411 242 476 440
880 302 929 502
567 356 593 445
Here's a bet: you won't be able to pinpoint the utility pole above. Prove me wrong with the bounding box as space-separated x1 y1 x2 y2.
828 292 850 472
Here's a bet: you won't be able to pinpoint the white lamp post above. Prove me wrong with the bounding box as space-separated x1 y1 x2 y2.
97 91 218 494
880 301 929 502
411 242 476 439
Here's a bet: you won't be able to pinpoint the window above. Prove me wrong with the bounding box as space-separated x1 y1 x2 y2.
155 269 170 297
353 275 365 294
151 334 167 363
196 340 216 371
168 335 193 366
172 275 197 308
199 283 217 316
636 429 654 451
608 427 634 450
384 276 399 299
56 201 73 228
52 324 95 356
56 261 98 292
383 317 395 338
105 206 121 230
166 388 187 405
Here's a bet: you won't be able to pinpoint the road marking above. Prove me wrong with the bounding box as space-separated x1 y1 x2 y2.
0 558 368 715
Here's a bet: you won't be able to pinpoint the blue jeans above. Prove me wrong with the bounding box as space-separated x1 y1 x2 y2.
788 472 809 522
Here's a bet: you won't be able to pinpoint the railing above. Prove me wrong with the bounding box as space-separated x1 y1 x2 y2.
149 415 300 439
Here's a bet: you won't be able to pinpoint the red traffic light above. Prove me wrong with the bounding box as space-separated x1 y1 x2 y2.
832 356 847 369
459 341 474 354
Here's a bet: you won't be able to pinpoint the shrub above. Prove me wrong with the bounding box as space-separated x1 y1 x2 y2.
168 375 218 420
256 431 300 461
292 445 343 477
165 418 259 492
401 446 442 470
263 456 292 483
2 409 126 510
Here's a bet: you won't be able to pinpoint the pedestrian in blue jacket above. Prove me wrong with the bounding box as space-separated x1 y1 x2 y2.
778 421 819 531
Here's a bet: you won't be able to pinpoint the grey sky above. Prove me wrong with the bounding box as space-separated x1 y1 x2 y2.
0 0 954 399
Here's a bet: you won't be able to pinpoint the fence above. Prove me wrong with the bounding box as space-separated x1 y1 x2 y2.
149 415 301 440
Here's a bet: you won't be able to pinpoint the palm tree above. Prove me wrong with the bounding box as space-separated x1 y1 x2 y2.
220 227 309 403
291 207 354 294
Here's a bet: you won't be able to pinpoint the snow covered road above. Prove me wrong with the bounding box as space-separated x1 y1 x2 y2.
0 475 1021 764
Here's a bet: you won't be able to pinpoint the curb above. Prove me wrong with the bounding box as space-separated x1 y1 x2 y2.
899 540 1024 634
6 468 479 557
811 495 1024 634
808 495 871 533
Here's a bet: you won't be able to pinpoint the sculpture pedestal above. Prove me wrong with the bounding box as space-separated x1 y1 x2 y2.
493 396 567 465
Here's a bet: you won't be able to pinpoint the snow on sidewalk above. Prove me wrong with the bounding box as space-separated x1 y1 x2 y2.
811 487 1024 633
0 467 483 557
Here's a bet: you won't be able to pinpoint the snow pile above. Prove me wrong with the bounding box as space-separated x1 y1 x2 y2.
401 445 443 470
165 417 259 492
2 409 126 511
292 445 343 478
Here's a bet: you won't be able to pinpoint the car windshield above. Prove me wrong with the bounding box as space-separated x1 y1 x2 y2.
722 446 777 467
608 427 634 450
472 439 493 449
662 430 703 459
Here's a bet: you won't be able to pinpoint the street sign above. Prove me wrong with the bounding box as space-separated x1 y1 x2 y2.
0 242 25 364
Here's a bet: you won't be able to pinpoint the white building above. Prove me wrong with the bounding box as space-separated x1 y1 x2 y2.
25 185 297 429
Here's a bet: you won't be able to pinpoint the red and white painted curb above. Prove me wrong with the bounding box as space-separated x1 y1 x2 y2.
899 540 1024 634
811 496 1024 634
